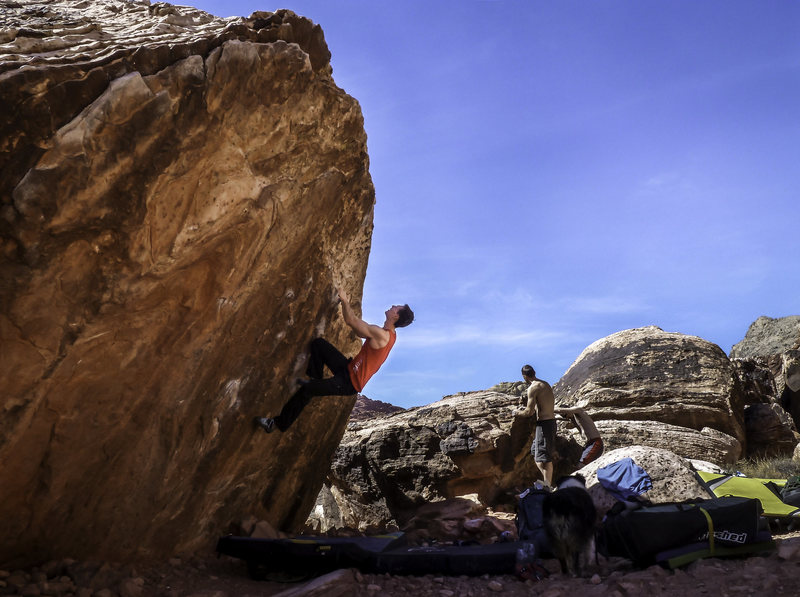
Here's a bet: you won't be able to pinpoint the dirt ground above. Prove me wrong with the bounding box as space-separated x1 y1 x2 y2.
120 529 800 597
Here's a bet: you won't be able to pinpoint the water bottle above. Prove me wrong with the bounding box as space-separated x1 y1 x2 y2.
514 542 537 580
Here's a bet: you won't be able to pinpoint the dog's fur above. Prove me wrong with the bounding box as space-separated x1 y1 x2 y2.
542 474 597 577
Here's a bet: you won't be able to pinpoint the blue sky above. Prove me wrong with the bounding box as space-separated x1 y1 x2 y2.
189 1 800 408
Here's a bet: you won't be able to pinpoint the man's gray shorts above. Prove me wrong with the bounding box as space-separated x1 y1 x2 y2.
532 418 556 463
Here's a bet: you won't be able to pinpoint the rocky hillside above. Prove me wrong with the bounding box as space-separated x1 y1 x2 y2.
349 394 406 422
1 0 374 566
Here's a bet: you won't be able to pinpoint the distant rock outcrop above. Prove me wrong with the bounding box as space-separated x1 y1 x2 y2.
730 316 800 440
1 1 373 566
730 316 800 360
349 394 405 422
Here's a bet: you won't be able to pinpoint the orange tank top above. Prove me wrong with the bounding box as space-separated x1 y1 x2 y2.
348 330 396 392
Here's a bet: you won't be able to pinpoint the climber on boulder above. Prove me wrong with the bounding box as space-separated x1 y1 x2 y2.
254 287 414 433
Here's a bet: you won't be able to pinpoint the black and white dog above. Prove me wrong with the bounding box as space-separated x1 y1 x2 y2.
542 474 597 577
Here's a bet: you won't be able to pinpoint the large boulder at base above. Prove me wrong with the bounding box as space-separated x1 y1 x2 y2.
592 420 741 465
730 316 800 438
308 390 576 532
553 326 746 451
581 446 714 518
1 1 373 566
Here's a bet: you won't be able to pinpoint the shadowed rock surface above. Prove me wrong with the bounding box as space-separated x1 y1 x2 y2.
730 316 800 436
744 402 798 458
310 390 559 531
1 0 373 565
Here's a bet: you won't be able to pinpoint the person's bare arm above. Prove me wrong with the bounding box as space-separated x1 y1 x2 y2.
338 287 390 348
515 385 538 417
555 407 600 439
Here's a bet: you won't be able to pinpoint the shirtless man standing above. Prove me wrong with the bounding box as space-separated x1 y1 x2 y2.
516 364 556 487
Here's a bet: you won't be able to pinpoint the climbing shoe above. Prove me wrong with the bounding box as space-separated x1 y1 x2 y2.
254 417 276 433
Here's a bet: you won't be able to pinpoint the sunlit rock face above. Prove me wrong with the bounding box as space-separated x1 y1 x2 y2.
592 420 741 465
553 326 747 450
580 446 714 518
1 1 373 565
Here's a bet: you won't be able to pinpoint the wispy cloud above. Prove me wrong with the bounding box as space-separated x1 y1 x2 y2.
401 324 570 349
562 295 652 315
642 171 680 190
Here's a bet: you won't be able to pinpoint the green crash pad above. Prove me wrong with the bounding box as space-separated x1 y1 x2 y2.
697 472 800 518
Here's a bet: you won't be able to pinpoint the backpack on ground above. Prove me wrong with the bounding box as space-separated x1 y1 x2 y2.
781 475 800 508
515 485 551 556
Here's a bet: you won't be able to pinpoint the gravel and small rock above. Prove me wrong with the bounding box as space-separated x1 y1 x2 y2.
1 532 799 596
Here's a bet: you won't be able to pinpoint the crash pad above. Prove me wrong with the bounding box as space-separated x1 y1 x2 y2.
216 533 525 580
599 496 774 568
696 472 800 518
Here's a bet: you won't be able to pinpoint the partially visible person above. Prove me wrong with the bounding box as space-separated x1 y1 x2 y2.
515 364 556 487
555 406 604 466
254 287 414 434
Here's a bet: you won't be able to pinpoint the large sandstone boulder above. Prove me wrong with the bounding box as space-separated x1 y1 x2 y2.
311 390 578 532
581 446 714 518
553 326 746 453
592 420 740 465
1 1 374 566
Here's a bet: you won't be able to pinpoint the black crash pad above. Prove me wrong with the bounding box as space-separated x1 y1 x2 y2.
216 533 523 580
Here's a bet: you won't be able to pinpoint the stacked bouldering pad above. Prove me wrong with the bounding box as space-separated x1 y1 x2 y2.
598 496 775 569
216 533 525 580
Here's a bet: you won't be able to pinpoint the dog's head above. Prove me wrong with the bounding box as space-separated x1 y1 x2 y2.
554 474 587 490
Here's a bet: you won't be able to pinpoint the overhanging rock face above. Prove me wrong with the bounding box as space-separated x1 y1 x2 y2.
1 1 374 565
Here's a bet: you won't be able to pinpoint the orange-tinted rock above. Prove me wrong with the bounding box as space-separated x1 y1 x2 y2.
1 2 372 566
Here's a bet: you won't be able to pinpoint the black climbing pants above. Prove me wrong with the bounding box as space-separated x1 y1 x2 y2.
273 338 357 431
